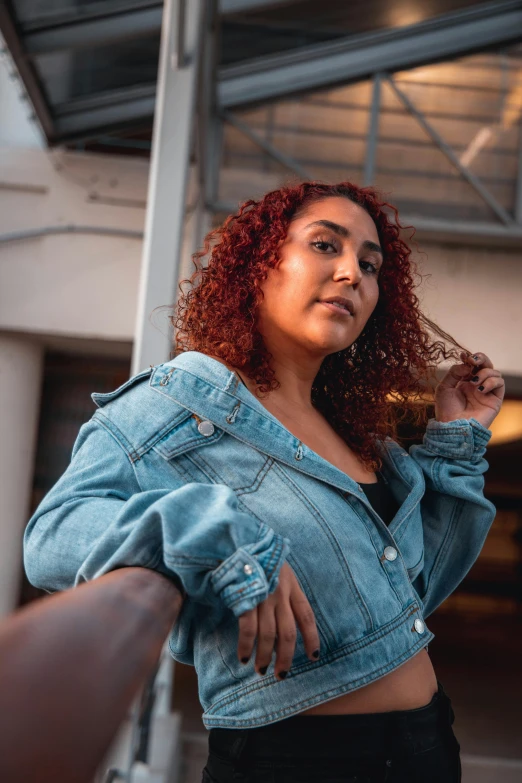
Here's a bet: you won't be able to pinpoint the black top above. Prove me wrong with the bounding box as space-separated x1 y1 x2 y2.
359 473 399 527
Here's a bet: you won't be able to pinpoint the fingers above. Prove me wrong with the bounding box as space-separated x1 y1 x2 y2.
237 563 320 682
237 608 257 665
467 368 501 387
438 361 472 389
460 351 494 371
273 601 297 680
463 365 505 400
254 598 277 676
471 374 505 399
438 351 497 390
290 590 320 662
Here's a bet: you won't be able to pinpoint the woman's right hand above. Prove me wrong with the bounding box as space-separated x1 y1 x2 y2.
237 562 320 680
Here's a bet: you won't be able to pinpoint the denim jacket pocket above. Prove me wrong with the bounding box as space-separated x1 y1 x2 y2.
153 412 225 461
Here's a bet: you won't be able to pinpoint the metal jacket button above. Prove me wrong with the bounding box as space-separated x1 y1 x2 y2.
197 420 215 437
243 564 253 575
414 619 425 634
383 546 398 561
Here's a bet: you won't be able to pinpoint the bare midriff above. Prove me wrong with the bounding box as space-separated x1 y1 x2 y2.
300 648 437 715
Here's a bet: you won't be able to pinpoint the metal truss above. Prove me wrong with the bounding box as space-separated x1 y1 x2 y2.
222 109 313 179
363 73 381 187
217 59 521 231
20 1 297 56
385 75 515 227
218 1 522 108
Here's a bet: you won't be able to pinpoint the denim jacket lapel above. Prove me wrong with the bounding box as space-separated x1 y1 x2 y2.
150 352 365 496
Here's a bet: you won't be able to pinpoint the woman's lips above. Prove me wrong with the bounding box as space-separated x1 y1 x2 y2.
319 301 354 317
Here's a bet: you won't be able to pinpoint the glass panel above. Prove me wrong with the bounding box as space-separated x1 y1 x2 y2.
11 0 151 26
34 34 159 105
219 0 491 66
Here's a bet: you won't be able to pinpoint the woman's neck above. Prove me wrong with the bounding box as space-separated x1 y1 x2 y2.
241 349 322 414
208 341 327 414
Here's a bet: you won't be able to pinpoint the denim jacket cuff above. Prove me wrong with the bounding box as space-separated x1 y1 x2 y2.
210 525 290 617
423 417 492 461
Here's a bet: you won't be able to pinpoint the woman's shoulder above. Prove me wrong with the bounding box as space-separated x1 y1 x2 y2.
89 351 236 457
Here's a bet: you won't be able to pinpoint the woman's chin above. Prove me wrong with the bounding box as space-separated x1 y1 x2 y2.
298 333 355 357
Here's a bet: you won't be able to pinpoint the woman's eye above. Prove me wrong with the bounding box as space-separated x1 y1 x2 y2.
360 259 378 275
312 240 337 253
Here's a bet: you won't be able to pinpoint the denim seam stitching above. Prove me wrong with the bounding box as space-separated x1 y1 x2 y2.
205 612 431 723
155 426 225 460
274 463 373 632
136 409 194 457
193 450 272 494
285 552 335 651
93 412 139 461
425 497 462 599
205 601 422 714
338 490 405 611
152 377 358 493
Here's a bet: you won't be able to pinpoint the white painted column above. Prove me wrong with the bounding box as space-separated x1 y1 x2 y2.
131 0 205 374
0 334 43 616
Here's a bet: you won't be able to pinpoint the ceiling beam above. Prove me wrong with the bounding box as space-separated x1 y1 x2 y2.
218 0 522 108
219 0 297 11
0 5 55 141
53 85 156 139
22 0 296 55
23 6 163 55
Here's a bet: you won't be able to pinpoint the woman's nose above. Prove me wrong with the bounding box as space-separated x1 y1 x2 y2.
333 253 362 286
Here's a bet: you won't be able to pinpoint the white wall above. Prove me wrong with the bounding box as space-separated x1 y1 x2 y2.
0 35 44 149
0 148 147 341
415 243 522 374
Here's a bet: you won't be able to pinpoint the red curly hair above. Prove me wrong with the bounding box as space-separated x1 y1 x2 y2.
175 181 466 469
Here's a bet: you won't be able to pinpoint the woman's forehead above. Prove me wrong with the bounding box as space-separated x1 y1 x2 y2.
292 197 379 242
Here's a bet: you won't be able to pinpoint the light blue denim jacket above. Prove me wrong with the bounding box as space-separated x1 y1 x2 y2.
24 351 495 728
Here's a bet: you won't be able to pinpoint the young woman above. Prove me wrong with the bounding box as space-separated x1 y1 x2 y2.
25 182 504 782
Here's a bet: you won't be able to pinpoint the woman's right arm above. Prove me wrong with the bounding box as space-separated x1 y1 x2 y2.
24 419 289 618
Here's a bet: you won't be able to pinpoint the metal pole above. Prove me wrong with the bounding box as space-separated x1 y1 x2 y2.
132 0 204 375
387 75 514 226
516 119 522 224
363 72 381 186
199 0 221 216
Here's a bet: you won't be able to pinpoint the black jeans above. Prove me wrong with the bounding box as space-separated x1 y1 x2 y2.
202 681 461 782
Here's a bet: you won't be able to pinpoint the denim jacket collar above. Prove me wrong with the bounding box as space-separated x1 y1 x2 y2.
150 351 403 501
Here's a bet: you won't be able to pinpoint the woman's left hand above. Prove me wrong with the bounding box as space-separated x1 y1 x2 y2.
434 351 505 430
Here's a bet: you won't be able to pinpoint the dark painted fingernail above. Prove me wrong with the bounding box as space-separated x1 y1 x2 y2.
471 376 479 382
277 670 288 680
241 657 249 664
312 649 320 659
478 385 485 391
259 666 268 675
472 355 480 361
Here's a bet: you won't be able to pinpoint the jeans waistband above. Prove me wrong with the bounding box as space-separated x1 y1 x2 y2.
208 681 455 763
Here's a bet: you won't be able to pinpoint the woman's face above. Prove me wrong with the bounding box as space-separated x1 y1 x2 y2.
257 196 383 360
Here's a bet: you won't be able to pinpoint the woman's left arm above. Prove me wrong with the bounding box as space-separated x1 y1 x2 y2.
408 351 505 617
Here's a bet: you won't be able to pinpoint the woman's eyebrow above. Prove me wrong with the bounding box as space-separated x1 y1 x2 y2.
305 219 349 238
361 240 383 257
305 220 383 257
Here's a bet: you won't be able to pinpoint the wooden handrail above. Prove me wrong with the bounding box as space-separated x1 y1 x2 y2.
0 568 183 783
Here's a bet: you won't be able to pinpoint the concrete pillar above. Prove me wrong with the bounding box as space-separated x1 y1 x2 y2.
0 334 43 616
